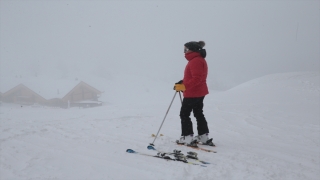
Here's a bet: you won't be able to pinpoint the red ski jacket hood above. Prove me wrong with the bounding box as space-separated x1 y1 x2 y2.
183 52 209 97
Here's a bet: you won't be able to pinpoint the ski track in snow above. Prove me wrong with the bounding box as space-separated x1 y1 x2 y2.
1 72 319 180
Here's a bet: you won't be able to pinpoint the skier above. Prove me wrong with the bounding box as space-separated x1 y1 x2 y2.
174 41 215 147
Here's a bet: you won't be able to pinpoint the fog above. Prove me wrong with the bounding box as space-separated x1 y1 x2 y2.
1 0 319 90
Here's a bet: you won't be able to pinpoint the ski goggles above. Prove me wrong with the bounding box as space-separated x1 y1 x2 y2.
184 47 189 53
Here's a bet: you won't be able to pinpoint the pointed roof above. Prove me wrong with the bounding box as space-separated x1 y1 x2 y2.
2 84 46 101
0 77 81 99
62 81 102 100
0 76 104 100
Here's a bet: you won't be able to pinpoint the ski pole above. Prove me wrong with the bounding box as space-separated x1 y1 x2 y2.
178 91 183 104
150 91 178 146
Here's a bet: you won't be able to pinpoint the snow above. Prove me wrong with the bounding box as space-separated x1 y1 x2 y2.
1 71 319 180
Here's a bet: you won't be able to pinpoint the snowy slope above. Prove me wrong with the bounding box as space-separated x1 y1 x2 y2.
0 71 319 180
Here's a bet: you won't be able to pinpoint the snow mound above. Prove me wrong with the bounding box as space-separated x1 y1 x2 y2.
220 71 320 104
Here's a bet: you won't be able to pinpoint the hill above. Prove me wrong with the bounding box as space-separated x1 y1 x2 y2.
0 71 319 180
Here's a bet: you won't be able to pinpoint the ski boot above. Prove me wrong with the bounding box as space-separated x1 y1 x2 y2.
194 133 216 146
176 134 198 147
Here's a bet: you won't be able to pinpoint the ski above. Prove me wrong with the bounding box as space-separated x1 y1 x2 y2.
126 149 206 167
147 145 210 164
126 149 174 160
175 141 217 153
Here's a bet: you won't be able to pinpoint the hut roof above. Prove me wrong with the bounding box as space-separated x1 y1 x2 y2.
0 77 101 100
2 83 46 101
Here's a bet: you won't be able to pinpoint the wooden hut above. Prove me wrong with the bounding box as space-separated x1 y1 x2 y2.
2 84 46 105
62 81 102 108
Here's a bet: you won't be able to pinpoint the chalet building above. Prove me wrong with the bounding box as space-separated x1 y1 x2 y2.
1 81 102 108
44 81 102 108
1 84 46 105
58 81 102 108
63 81 101 102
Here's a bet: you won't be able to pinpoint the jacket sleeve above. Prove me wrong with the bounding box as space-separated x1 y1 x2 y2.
184 59 204 89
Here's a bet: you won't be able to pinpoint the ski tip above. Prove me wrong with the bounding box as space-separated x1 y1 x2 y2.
200 161 210 164
147 145 156 150
126 149 136 153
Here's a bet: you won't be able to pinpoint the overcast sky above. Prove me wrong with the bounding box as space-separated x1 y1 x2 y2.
1 0 319 89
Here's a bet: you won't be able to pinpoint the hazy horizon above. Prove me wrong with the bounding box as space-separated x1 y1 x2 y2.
1 0 319 90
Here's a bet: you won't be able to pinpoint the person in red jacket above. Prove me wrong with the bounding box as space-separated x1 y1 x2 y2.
174 41 215 147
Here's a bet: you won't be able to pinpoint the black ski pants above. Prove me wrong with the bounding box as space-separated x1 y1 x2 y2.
180 96 209 136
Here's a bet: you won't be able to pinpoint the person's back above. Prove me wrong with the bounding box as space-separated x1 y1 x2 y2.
183 51 208 98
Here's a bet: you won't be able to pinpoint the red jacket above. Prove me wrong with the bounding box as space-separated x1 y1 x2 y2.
183 52 209 98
